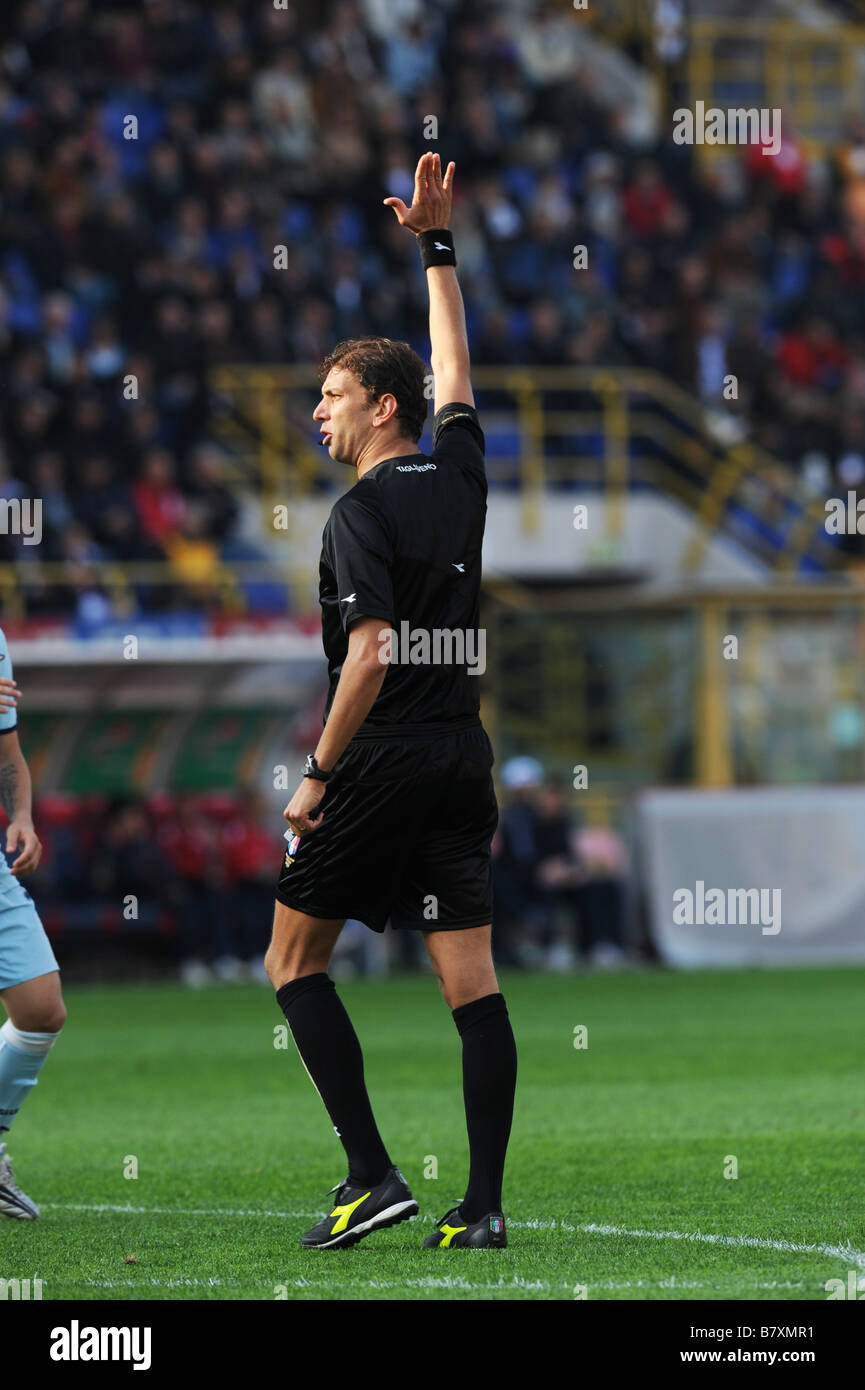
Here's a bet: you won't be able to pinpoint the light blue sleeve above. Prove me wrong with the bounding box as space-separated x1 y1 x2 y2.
0 629 16 732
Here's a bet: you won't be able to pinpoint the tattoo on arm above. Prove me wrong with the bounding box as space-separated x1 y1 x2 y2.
0 761 19 819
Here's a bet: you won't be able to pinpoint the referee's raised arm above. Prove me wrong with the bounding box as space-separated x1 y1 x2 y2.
384 152 474 415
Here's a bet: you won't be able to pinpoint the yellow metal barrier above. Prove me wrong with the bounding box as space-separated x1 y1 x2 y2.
0 561 258 616
210 363 842 580
596 372 628 544
511 371 545 535
0 366 850 614
486 581 865 828
578 0 651 45
686 19 865 160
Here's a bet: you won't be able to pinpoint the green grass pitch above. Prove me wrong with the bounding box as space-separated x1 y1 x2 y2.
2 965 863 1301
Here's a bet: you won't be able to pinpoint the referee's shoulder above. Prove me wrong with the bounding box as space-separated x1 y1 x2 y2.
332 474 395 528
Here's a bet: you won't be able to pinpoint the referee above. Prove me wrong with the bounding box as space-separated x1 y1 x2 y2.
265 153 517 1251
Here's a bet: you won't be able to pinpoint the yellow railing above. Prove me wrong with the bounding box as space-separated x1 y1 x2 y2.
0 365 850 614
485 582 865 823
578 0 652 45
0 561 249 619
210 362 843 576
574 6 865 157
685 19 865 160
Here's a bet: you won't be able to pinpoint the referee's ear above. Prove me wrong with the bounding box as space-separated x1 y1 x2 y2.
371 391 399 429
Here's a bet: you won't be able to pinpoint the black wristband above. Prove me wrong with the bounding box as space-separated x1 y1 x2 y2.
303 753 333 783
416 228 456 270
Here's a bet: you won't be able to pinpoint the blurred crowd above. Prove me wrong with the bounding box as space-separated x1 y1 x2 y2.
3 0 865 615
492 757 630 970
28 770 634 981
32 789 283 984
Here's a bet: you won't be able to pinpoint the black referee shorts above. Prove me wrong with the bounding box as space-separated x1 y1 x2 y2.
275 718 498 933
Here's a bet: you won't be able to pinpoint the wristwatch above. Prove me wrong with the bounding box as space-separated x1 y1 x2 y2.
303 754 333 783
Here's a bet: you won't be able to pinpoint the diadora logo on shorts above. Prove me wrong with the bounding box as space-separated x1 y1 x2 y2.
283 832 301 869
395 462 436 473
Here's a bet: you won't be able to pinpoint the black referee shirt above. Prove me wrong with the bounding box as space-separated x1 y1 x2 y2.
319 402 488 739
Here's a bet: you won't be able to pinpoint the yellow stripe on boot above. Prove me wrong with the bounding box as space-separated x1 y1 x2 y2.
329 1191 370 1234
438 1222 468 1248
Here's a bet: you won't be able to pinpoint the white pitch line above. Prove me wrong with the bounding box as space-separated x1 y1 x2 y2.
43 1203 319 1219
70 1278 230 1289
580 1223 865 1269
55 1275 554 1293
54 1276 810 1294
41 1204 865 1268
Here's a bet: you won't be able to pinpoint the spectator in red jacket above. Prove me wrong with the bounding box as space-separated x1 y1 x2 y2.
622 159 675 239
159 794 231 987
776 315 848 390
222 791 284 979
132 448 186 546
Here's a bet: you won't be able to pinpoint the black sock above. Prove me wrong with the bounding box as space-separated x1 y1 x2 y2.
452 992 517 1223
276 973 391 1188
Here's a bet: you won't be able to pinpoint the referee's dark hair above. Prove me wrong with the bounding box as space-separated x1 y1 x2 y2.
318 337 427 442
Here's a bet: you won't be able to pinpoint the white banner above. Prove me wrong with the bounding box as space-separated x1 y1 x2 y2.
638 787 865 966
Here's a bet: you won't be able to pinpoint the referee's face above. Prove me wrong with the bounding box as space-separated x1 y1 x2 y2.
314 368 374 468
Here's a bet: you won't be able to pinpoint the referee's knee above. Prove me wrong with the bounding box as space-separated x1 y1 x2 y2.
264 945 330 990
432 972 452 1009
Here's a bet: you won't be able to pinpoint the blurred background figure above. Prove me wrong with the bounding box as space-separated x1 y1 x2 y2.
160 794 232 988
492 756 546 968
571 819 629 969
221 790 284 983
90 798 177 926
493 761 630 970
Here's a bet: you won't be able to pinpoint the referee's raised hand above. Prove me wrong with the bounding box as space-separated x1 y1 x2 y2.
384 151 455 233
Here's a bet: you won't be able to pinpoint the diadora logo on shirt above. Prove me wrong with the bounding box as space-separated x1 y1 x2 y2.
395 462 436 473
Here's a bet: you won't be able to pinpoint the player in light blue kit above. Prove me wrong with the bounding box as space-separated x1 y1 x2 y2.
0 627 66 1218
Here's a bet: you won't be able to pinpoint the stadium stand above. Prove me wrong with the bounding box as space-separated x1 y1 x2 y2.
4 0 865 622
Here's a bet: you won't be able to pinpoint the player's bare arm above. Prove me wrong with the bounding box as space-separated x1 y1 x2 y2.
385 152 474 412
0 728 42 876
283 616 387 836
